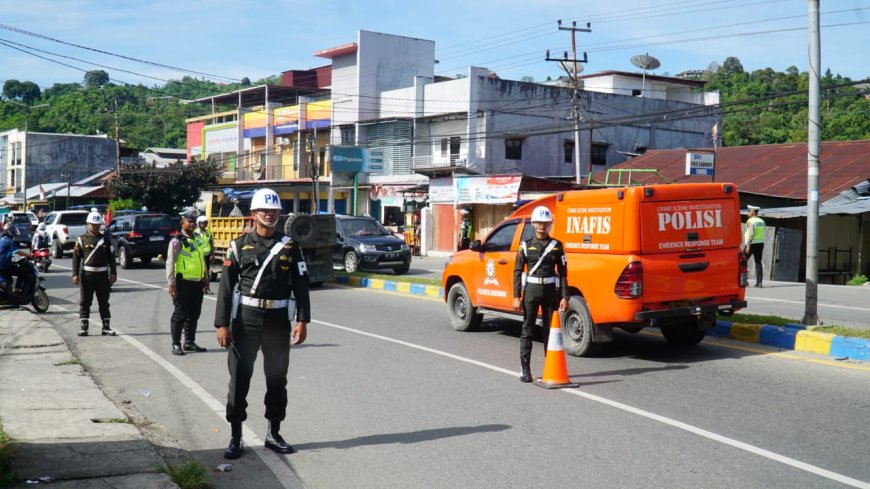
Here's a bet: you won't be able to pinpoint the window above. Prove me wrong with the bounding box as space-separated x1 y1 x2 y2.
564 141 575 164
340 127 354 145
505 138 523 160
634 146 648 155
440 138 449 156
591 143 609 166
632 89 642 97
484 222 519 253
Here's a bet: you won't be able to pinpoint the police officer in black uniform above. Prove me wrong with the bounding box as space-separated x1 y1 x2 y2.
512 206 568 383
166 209 210 355
72 211 117 336
214 188 310 460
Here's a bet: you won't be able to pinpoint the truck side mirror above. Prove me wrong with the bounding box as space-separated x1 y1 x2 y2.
470 240 481 252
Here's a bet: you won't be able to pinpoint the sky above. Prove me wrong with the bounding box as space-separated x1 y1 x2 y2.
1 0 868 92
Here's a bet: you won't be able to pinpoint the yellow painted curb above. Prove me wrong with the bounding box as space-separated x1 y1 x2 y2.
424 285 441 298
369 279 385 290
729 322 761 343
396 282 411 294
794 330 836 355
347 276 362 286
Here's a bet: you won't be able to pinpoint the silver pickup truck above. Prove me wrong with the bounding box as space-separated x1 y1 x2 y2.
43 210 89 258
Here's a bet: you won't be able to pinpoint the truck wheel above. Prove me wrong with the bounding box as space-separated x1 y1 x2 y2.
344 251 359 273
52 239 63 258
562 296 598 357
287 215 316 246
660 320 707 347
447 282 482 332
119 246 133 269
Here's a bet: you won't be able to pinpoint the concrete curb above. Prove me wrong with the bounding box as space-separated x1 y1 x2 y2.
711 320 870 361
331 277 870 362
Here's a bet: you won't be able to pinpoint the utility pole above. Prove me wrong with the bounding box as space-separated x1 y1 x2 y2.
66 160 72 209
113 97 121 175
546 20 591 185
803 0 821 325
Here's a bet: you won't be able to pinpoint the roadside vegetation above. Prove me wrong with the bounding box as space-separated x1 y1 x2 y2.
846 274 868 286
160 459 214 489
719 312 870 340
0 421 15 488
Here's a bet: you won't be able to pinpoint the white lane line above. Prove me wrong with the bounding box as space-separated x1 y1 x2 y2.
50 303 303 489
748 295 870 312
314 318 870 489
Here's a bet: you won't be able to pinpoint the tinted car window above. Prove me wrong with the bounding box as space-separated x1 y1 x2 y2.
340 218 390 237
11 214 30 225
135 216 172 231
62 213 88 225
484 222 519 253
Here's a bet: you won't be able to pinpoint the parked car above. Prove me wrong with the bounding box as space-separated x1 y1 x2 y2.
9 211 39 231
106 213 177 269
333 214 411 274
43 210 89 258
5 213 34 248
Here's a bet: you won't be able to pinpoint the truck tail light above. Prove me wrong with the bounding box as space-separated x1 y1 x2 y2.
63 225 68 235
738 250 749 287
614 261 643 299
128 231 143 238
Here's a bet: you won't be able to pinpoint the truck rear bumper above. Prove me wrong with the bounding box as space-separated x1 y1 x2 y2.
634 300 747 321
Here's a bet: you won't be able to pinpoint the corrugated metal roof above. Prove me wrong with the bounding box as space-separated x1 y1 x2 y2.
604 140 870 202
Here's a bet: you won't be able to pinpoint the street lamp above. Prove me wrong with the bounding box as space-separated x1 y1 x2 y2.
8 101 49 212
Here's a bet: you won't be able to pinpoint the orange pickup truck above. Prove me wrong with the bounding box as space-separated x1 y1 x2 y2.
441 182 748 356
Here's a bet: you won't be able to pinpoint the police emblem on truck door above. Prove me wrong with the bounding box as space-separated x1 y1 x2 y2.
483 259 499 286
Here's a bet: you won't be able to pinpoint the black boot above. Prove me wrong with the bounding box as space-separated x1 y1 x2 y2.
264 420 295 454
183 342 206 352
224 422 243 459
101 319 116 336
171 344 186 356
519 361 533 383
78 319 89 337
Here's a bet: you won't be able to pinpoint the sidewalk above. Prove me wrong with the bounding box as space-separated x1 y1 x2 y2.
0 306 177 488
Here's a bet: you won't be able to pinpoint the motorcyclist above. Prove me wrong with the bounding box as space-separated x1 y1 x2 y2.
0 222 31 297
32 222 51 251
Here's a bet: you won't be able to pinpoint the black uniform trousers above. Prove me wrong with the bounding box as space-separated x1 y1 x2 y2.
79 271 111 319
520 282 558 362
170 278 204 345
226 306 291 423
747 243 764 285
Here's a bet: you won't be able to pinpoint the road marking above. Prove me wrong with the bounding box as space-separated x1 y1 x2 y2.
749 295 870 312
314 318 870 489
50 302 303 489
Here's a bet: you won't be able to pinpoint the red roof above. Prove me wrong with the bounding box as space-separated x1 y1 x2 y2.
313 43 358 59
605 140 870 202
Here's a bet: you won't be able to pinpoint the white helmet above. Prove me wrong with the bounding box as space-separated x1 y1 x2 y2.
251 188 281 210
37 222 46 231
86 211 103 225
196 215 208 224
531 206 553 223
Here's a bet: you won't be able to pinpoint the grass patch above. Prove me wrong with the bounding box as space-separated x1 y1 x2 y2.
846 274 868 286
54 358 83 367
718 313 870 340
0 421 15 488
161 460 214 489
336 271 441 286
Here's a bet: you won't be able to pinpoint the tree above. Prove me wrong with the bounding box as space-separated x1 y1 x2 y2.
241 77 251 87
106 160 223 214
18 81 41 104
2 79 21 99
84 70 110 88
720 57 744 77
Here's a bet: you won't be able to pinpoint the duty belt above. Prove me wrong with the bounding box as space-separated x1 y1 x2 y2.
526 276 556 285
240 296 289 309
83 266 108 272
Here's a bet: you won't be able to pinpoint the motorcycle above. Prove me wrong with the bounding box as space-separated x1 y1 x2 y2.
32 247 52 273
0 254 49 313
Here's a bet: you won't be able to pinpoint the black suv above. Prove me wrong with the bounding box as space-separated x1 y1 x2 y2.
4 213 33 249
333 215 411 274
106 213 176 268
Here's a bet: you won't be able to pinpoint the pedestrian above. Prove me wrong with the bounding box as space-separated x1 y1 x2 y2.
166 209 210 355
194 215 214 294
512 206 568 383
744 205 766 288
457 208 472 251
72 211 117 336
214 188 310 459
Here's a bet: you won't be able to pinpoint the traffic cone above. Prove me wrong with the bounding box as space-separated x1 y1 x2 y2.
534 311 578 389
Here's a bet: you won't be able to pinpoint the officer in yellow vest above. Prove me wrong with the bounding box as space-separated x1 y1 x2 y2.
195 215 214 294
166 209 210 355
743 205 766 288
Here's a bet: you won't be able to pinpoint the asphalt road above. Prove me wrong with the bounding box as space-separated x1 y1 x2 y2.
40 256 870 489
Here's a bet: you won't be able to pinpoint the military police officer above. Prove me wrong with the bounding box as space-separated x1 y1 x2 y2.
194 215 214 293
214 188 310 459
512 206 568 383
166 209 210 355
72 211 117 336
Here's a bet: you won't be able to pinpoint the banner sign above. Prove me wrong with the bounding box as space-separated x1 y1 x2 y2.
331 146 366 173
455 175 521 204
429 176 455 203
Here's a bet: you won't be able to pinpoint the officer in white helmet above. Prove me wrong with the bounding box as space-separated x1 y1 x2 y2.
194 214 214 293
512 205 568 383
214 188 310 459
72 211 117 336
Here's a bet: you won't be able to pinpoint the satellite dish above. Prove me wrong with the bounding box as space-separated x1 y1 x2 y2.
630 53 661 98
630 53 661 70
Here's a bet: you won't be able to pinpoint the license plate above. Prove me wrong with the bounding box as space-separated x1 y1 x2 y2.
149 236 164 242
386 252 397 259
